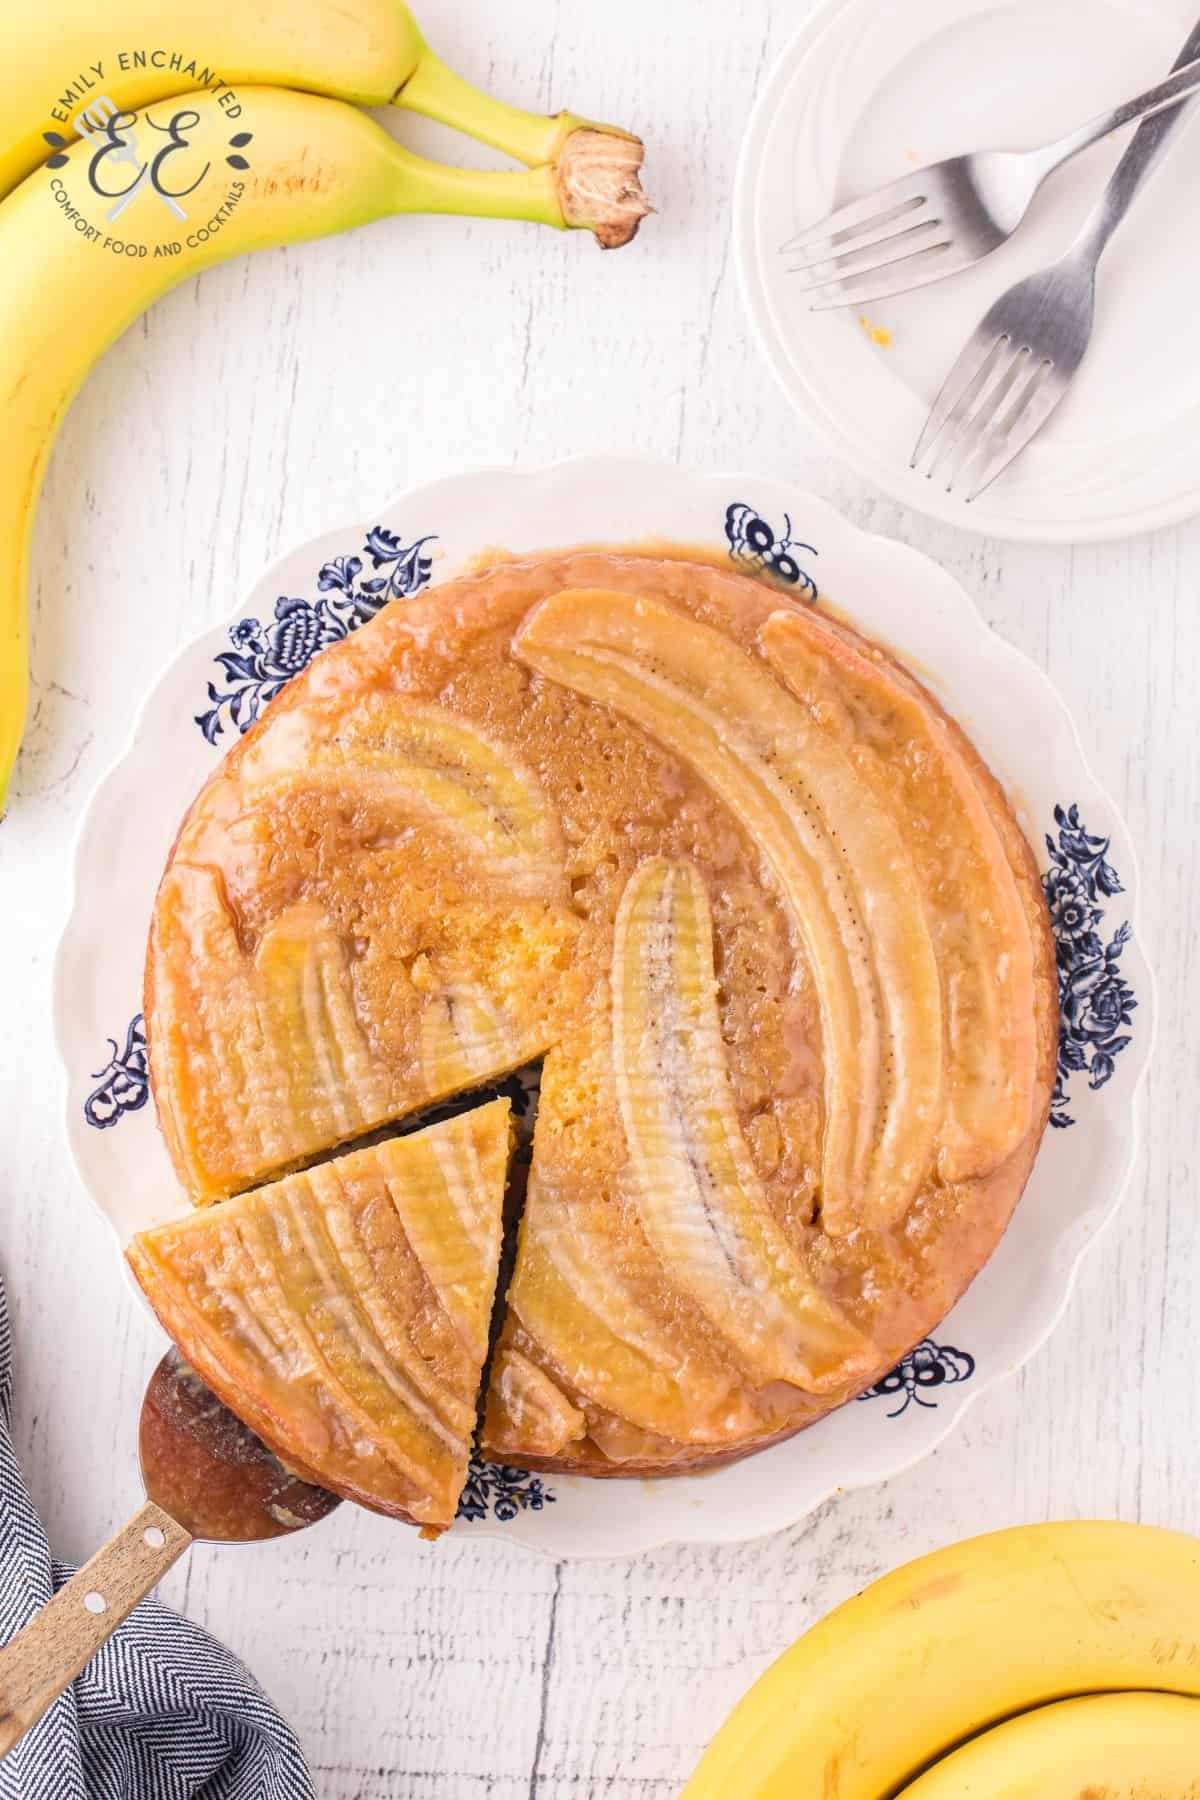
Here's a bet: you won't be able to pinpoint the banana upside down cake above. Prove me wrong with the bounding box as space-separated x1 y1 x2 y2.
130 551 1057 1529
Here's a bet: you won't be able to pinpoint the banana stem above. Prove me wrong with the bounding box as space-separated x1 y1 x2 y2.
395 48 586 169
390 12 648 241
384 126 650 248
387 141 564 228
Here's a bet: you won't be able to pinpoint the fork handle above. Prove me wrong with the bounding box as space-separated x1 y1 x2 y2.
1071 19 1200 267
1040 53 1200 172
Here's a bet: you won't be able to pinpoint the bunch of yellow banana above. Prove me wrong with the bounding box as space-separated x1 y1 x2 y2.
0 2 649 814
684 1520 1200 1798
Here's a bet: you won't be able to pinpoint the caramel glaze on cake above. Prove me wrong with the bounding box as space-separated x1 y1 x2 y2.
143 552 1057 1483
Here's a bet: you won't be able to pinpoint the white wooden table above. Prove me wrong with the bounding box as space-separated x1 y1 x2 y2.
1 1 1196 1792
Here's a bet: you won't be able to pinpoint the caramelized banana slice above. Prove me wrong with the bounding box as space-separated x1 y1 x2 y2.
245 1182 464 1456
304 1160 474 1439
762 611 1037 1180
127 1104 512 1530
148 864 286 1199
516 588 943 1230
153 890 393 1201
505 1207 758 1445
380 1107 509 1362
484 1348 587 1459
613 858 872 1391
420 983 514 1093
255 902 389 1153
240 697 560 892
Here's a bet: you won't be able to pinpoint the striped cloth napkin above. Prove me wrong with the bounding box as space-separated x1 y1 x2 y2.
0 1280 316 1799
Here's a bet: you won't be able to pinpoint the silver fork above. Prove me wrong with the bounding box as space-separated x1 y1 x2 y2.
782 54 1200 309
911 19 1200 502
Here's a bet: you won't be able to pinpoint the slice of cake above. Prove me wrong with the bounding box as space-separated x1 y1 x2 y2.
127 1100 512 1531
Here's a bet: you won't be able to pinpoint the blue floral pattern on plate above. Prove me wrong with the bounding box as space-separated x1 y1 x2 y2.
1042 804 1135 1128
457 1457 556 1524
196 525 437 743
724 503 818 599
858 1339 976 1418
195 503 815 747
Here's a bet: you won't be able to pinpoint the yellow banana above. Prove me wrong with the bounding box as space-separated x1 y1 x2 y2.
0 86 647 813
897 1691 1200 1799
684 1520 1200 1799
0 0 631 195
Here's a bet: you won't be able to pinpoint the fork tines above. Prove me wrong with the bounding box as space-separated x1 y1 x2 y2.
911 335 1057 501
782 175 955 308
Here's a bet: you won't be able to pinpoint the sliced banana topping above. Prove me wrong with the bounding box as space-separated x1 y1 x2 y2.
255 901 389 1149
381 1103 510 1362
127 1109 512 1529
508 1169 761 1445
419 982 514 1094
263 1177 464 1453
304 1159 474 1439
485 1349 587 1459
762 610 1037 1181
151 881 393 1199
516 588 943 1231
509 1219 749 1445
149 864 289 1198
612 857 873 1391
240 695 560 892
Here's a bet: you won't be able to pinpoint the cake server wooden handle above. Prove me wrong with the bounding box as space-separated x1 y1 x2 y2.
0 1500 191 1761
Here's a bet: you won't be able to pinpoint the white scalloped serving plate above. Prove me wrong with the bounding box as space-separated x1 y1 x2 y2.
735 0 1200 541
54 457 1153 1556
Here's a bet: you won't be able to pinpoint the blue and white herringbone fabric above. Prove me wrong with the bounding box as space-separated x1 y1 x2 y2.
0 1281 315 1799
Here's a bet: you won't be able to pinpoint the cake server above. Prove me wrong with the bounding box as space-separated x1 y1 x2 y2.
781 52 1200 307
911 14 1200 499
0 1349 340 1761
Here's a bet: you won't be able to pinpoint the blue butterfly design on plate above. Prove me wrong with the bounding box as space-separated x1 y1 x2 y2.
84 1014 149 1130
858 1338 976 1419
724 502 818 599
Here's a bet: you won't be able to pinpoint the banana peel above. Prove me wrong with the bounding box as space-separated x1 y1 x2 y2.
685 1520 1200 1799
